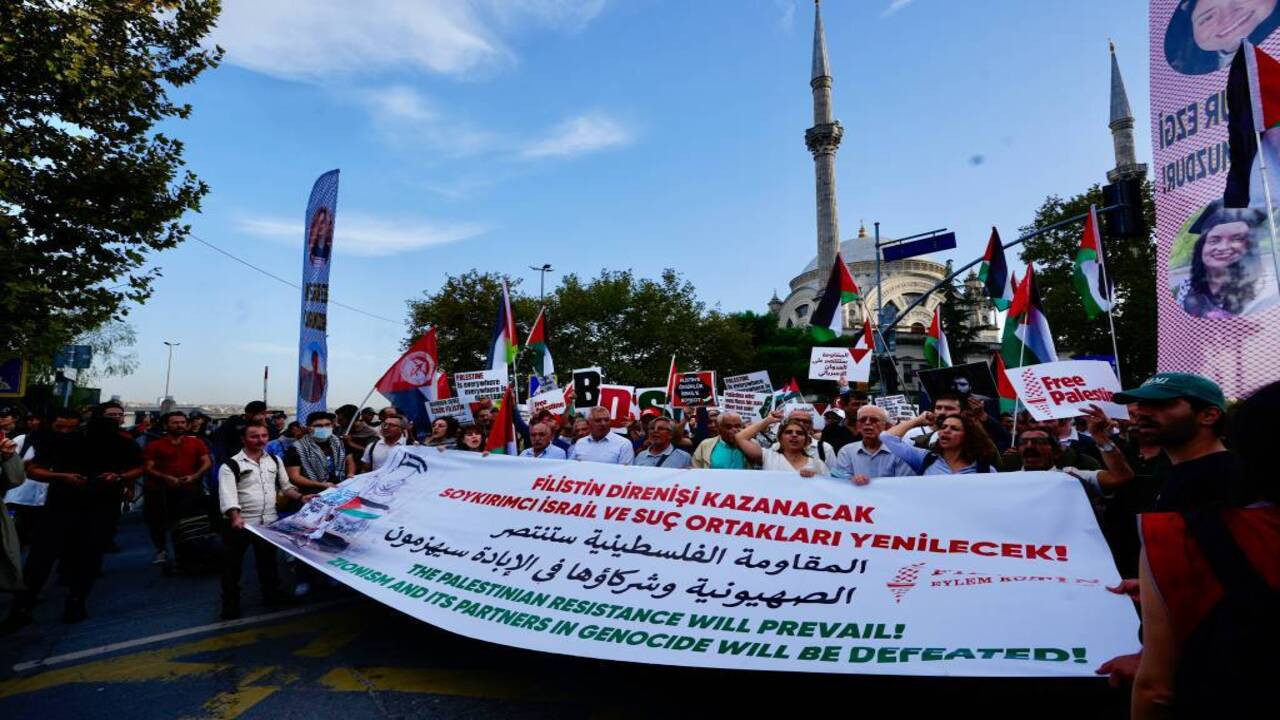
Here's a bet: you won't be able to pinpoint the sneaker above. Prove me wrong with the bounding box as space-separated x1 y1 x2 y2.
292 581 311 598
63 598 88 624
151 550 168 565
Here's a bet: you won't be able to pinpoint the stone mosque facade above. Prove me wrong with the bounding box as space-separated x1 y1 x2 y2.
769 2 1143 391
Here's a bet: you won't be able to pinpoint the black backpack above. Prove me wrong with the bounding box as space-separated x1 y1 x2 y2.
1171 511 1279 717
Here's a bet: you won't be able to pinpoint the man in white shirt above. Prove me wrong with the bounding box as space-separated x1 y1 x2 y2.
520 422 568 459
569 407 634 465
633 417 692 468
217 421 304 619
359 416 410 473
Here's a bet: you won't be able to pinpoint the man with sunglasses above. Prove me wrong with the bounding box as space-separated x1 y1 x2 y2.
831 405 914 485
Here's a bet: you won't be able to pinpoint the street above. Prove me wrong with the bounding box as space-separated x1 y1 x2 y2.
1 513 1128 719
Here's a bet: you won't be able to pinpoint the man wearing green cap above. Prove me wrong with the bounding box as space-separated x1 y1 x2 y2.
1112 372 1244 511
1095 371 1246 688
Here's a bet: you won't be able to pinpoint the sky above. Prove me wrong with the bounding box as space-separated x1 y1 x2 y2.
99 0 1152 407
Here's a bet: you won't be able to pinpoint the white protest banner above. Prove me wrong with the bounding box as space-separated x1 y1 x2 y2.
1003 360 1130 422
599 384 636 428
673 371 717 407
781 402 824 430
724 371 773 395
573 367 603 411
455 370 509 402
721 390 773 422
528 389 568 418
427 398 474 425
809 347 871 383
874 394 916 423
255 450 1138 676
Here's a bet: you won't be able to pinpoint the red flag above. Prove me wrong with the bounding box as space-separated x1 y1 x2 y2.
484 385 517 455
375 328 438 393
992 352 1018 415
434 371 452 400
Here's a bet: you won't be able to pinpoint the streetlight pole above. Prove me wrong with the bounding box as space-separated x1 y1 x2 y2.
528 263 553 304
163 341 180 400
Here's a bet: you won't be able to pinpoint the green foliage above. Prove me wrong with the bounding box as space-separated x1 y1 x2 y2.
727 311 855 397
0 0 223 360
936 272 987 362
406 269 757 391
1017 180 1158 386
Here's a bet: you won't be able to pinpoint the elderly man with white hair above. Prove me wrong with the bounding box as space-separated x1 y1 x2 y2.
831 405 915 485
568 407 634 465
692 412 751 469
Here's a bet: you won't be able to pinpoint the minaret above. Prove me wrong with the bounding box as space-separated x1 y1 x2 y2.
1107 41 1147 183
806 0 843 281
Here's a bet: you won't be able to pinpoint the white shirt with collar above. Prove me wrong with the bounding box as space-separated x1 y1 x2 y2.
520 444 568 460
569 431 635 465
362 434 409 472
218 449 292 526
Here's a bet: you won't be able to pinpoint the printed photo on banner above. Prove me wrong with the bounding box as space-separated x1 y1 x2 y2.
1163 0 1280 75
1003 360 1131 422
808 347 870 383
297 341 327 404
672 371 716 407
915 362 998 404
1169 201 1280 320
723 370 774 395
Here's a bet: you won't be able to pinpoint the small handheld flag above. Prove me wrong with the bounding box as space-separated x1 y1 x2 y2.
1073 205 1113 320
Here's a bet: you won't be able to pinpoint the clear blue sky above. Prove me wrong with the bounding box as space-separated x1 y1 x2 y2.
102 0 1151 406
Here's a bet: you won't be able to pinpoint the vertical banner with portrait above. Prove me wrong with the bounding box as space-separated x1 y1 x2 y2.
297 169 340 420
1152 1 1280 398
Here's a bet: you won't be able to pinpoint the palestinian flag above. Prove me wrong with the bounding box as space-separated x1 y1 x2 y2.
484 385 518 455
992 352 1018 415
978 227 1013 310
923 306 952 369
665 355 679 408
809 252 860 341
337 496 389 520
526 307 555 383
774 377 804 407
487 280 518 377
1225 40 1280 208
1004 264 1058 366
1073 204 1113 320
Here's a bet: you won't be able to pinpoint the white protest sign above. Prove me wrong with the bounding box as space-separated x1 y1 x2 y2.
724 371 774 395
528 389 568 418
255 450 1139 677
427 398 474 425
874 394 916 422
721 390 773 422
1003 360 1130 422
809 347 872 383
454 370 509 402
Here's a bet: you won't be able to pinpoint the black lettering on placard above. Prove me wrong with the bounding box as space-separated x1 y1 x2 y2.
574 370 601 408
305 283 329 303
304 311 327 331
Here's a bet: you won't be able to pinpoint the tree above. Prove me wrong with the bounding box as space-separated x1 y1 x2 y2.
0 1 223 360
1018 181 1157 386
727 311 856 397
936 269 988 363
405 269 755 391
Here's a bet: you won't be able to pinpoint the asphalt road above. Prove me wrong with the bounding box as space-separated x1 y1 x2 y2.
0 513 1131 719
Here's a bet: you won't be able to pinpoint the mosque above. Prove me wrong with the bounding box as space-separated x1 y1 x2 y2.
769 2 1146 391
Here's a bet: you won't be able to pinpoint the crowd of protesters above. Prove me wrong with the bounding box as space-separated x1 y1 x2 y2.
2 371 1277 717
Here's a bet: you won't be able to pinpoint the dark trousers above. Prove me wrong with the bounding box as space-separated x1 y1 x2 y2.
220 526 280 605
143 485 169 552
18 503 113 608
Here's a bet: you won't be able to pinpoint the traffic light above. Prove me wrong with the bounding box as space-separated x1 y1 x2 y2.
1101 178 1145 239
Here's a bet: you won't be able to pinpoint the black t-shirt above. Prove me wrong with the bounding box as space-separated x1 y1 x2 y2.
820 424 856 454
35 428 142 508
1153 450 1246 512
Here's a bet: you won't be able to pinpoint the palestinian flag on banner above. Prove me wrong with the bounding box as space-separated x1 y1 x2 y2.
337 496 389 520
1004 264 1058 366
809 252 860 341
977 227 1013 310
1225 40 1280 207
1073 204 1113 320
526 307 555 383
487 280 518 377
923 306 952 369
992 352 1018 415
484 385 518 455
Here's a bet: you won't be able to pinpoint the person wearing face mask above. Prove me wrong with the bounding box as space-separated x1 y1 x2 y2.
285 412 347 497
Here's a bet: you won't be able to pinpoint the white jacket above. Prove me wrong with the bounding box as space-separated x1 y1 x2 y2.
218 450 290 526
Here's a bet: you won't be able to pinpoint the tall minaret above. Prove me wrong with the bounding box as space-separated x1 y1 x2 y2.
1107 41 1147 183
806 0 844 281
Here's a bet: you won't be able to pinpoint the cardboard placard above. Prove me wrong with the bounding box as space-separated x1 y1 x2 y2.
427 398 474 426
572 367 603 412
599 384 636 428
808 347 872 383
454 369 508 402
527 389 569 419
723 370 774 395
672 371 717 407
721 390 774 422
635 386 668 417
1003 360 1130 422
